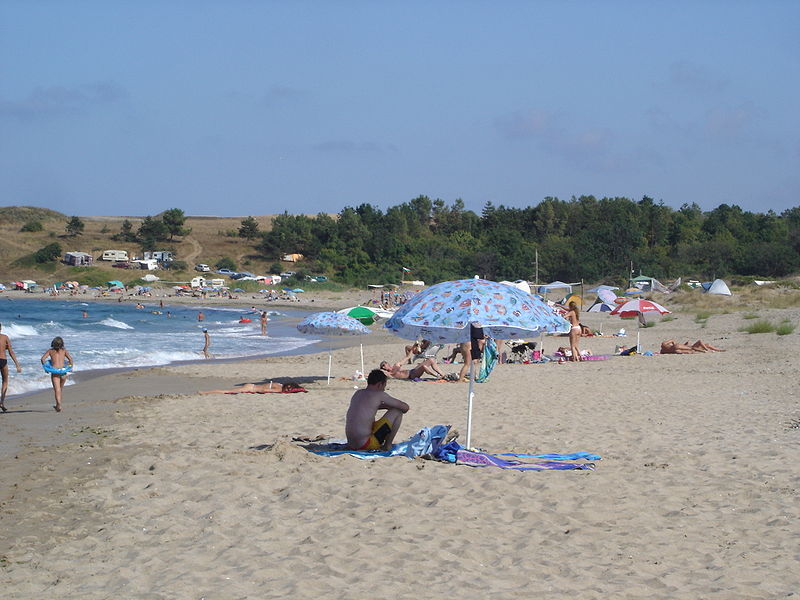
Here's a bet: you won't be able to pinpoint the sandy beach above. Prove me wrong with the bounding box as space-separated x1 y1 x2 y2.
1 294 798 598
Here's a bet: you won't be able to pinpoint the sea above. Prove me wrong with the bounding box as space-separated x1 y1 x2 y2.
0 297 320 398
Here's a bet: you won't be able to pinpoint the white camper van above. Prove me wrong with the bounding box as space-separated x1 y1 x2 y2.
101 250 129 262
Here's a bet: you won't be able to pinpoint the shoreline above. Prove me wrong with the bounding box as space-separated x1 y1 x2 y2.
1 288 395 401
1 284 384 313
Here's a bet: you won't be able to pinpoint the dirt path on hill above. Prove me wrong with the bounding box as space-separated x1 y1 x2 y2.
182 234 203 265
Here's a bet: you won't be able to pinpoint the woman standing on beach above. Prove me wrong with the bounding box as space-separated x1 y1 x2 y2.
41 337 74 412
565 301 582 362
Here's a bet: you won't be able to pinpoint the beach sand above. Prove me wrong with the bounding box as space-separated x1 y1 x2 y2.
1 303 798 598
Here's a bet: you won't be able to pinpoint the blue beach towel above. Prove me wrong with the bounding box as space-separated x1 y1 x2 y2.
475 338 498 383
309 425 451 460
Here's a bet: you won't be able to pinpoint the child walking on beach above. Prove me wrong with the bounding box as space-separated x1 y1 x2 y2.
41 336 73 412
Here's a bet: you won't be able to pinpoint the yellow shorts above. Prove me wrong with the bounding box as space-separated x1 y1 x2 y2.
359 416 392 450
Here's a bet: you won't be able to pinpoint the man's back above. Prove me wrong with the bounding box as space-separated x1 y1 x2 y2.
345 388 385 443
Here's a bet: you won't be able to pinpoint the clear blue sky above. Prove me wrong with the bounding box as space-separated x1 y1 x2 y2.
2 1 798 217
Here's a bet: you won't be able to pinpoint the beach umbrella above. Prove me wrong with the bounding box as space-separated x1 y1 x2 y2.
611 298 671 349
587 301 615 313
623 287 643 295
587 284 619 293
384 278 570 448
597 288 618 305
106 280 124 288
336 305 390 326
297 312 371 384
610 298 670 319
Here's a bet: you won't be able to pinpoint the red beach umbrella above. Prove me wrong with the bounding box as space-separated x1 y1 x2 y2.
610 299 671 318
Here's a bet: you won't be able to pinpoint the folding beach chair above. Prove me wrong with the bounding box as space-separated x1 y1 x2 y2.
412 343 445 362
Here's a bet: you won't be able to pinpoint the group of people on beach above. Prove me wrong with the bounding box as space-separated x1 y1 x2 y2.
0 323 73 413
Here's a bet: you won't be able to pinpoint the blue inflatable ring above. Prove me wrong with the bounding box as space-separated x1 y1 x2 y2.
43 360 73 375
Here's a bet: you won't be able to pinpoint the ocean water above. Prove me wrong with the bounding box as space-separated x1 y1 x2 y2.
0 297 319 397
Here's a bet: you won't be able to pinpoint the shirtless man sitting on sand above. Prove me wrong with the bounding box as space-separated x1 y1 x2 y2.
380 357 447 380
660 339 725 354
346 369 409 450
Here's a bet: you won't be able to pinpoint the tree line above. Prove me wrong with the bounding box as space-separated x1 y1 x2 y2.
254 196 800 286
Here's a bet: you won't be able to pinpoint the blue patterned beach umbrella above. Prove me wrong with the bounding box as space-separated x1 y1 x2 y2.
297 312 370 384
385 279 570 449
297 312 371 336
385 279 569 343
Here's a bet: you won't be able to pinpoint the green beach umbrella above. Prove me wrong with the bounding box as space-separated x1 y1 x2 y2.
337 306 379 325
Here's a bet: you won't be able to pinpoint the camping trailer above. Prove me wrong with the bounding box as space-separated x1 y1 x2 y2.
144 251 174 263
101 250 129 262
63 251 93 266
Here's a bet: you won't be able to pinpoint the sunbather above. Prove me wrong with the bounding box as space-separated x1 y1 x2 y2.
660 339 725 354
403 339 431 363
380 357 446 380
200 381 307 394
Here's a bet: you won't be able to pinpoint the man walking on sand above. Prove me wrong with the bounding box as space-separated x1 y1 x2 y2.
0 323 23 412
346 369 409 451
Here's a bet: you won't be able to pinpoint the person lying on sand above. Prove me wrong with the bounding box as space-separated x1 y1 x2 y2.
200 381 307 394
346 369 409 451
660 339 725 354
380 357 447 380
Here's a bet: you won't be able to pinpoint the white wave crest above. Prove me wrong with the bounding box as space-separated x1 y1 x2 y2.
1 323 39 337
100 318 134 330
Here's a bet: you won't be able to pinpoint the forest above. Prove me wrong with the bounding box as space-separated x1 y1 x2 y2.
256 195 800 287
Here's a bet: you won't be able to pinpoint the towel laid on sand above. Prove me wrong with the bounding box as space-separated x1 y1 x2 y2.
309 424 451 460
434 442 597 471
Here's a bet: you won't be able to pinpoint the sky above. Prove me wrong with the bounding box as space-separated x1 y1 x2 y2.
1 1 798 218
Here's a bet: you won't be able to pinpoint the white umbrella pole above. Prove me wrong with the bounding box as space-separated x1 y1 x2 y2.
466 360 475 450
327 350 332 385
360 343 364 377
636 331 640 352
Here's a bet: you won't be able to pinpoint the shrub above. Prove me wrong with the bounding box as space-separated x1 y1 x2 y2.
216 257 237 270
34 242 62 263
739 320 776 334
166 260 188 271
742 312 759 320
20 220 43 232
776 321 795 336
694 311 713 323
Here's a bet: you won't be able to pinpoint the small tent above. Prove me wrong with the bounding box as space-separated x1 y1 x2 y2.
499 280 532 294
704 279 732 296
537 281 573 294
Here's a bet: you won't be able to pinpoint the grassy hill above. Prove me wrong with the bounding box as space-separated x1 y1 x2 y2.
0 208 291 286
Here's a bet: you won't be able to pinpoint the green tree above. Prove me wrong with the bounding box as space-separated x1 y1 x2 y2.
216 257 237 271
65 216 85 237
20 220 43 232
238 216 260 240
137 216 169 250
34 242 62 263
161 208 190 240
122 219 137 242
